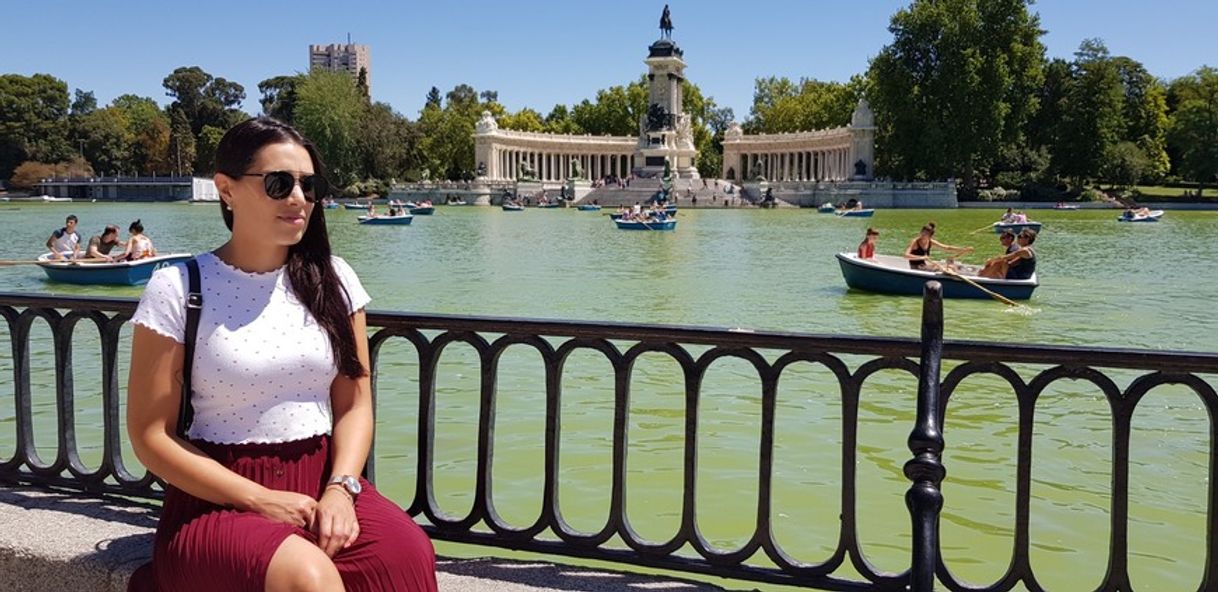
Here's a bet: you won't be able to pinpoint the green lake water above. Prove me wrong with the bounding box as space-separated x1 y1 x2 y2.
1 202 1215 589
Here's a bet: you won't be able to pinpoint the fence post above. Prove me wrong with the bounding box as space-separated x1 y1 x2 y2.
905 281 945 591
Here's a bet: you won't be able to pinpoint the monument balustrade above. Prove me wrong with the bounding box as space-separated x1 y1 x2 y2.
2 287 1216 591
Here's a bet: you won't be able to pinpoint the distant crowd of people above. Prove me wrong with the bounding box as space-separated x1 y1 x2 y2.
45 214 156 262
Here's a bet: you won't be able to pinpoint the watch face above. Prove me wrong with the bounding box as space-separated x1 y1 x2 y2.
344 476 362 495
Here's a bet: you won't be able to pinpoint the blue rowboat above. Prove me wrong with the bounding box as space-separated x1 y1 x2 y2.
357 214 413 225
343 203 370 211
37 253 193 286
993 221 1042 234
1118 210 1164 222
323 202 340 210
818 203 836 213
836 253 1037 300
408 206 435 215
536 202 562 209
614 218 677 231
837 209 875 218
577 204 601 211
502 203 525 212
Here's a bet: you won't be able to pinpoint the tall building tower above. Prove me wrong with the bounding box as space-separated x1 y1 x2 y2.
309 42 371 94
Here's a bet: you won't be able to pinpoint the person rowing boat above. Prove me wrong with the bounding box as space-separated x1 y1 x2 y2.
904 221 972 270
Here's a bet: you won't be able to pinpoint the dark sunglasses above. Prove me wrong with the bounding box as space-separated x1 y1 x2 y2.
238 171 328 202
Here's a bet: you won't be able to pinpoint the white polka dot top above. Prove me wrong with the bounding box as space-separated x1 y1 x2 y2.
131 251 371 445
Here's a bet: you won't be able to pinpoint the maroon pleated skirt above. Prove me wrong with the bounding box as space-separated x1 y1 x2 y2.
129 435 436 592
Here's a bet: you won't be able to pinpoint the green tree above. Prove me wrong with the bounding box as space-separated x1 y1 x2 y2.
425 87 442 108
76 107 134 176
168 108 196 176
356 67 369 98
163 66 247 135
258 75 304 123
71 89 97 116
1168 66 1218 194
543 105 582 134
0 74 73 181
357 102 418 182
112 95 172 175
1113 58 1170 179
294 69 366 185
745 76 860 133
867 0 1045 192
499 108 546 132
570 79 648 136
1052 39 1125 187
194 125 226 176
1103 141 1150 189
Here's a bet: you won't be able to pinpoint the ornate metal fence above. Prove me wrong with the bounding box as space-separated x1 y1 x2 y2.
2 286 1216 591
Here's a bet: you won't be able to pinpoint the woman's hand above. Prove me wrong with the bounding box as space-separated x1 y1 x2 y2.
248 488 317 528
314 486 360 557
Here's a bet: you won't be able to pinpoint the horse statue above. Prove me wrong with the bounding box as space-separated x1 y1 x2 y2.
659 5 673 39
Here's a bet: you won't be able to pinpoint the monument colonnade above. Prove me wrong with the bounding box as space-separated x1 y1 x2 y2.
476 126 640 182
720 126 859 183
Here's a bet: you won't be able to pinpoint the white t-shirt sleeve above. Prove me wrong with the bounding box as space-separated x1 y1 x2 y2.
131 264 187 343
332 256 371 313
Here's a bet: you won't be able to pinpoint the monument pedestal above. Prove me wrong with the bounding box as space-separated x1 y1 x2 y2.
566 179 593 203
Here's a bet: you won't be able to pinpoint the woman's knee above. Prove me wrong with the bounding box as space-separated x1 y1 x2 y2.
265 535 343 592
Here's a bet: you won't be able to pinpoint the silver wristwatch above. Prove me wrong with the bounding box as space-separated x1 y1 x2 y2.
327 474 362 499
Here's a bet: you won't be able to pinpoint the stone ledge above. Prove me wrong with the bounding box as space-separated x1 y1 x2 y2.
0 486 726 591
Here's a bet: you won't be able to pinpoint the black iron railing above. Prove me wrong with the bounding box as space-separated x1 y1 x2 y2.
2 287 1216 591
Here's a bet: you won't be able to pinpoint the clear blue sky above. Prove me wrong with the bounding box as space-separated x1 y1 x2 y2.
2 0 1214 122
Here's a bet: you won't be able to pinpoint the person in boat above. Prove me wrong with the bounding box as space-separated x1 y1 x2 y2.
1000 208 1016 223
119 219 157 261
1000 229 1037 280
46 214 82 260
85 224 125 262
904 222 973 270
978 231 1018 278
125 117 437 591
368 203 377 217
857 227 879 259
1013 210 1028 223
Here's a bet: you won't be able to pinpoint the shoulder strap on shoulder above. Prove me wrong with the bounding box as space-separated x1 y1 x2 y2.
176 258 203 438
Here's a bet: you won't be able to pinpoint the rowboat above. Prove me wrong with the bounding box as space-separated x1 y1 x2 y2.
36 253 193 286
323 202 340 210
536 202 562 209
409 206 435 215
343 203 370 211
837 209 875 218
818 203 836 213
357 214 413 225
614 218 677 231
502 203 525 212
577 204 601 211
1118 210 1164 222
992 221 1042 234
1053 204 1080 210
836 253 1037 300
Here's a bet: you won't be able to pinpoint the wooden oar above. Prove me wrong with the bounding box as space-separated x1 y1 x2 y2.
0 256 110 267
968 222 998 235
932 263 1019 307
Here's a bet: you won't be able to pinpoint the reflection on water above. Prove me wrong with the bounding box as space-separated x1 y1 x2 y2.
1 203 1216 587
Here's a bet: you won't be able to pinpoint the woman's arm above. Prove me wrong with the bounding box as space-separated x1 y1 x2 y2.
931 239 973 254
126 326 316 525
314 309 373 556
328 309 374 482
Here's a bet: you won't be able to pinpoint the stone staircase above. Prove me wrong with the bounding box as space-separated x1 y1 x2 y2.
581 178 749 207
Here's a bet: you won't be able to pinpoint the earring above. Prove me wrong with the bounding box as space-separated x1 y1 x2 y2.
224 201 233 211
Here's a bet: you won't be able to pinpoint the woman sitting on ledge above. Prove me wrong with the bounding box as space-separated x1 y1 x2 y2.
126 117 436 591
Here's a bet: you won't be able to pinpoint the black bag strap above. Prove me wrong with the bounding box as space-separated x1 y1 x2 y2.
176 258 202 438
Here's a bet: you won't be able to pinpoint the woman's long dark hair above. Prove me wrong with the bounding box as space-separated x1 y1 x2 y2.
214 117 365 378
